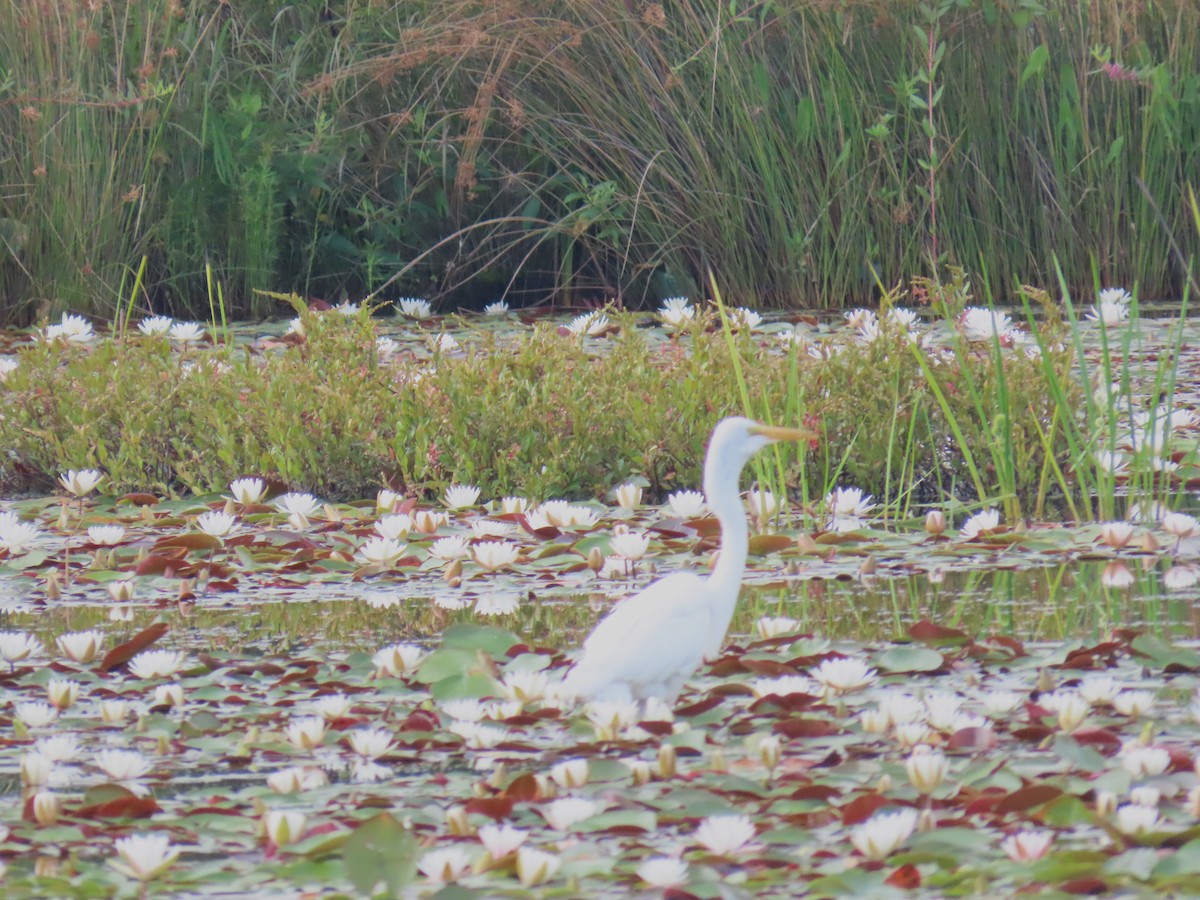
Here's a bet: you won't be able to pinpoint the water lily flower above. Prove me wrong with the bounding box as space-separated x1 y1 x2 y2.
623 757 654 785
286 717 327 751
811 657 877 694
484 299 509 315
397 297 432 319
1000 829 1053 862
138 315 173 336
14 700 58 728
850 809 919 860
541 797 600 830
277 492 321 528
87 524 125 546
110 833 180 882
1087 299 1130 325
1113 690 1154 717
47 679 80 709
566 311 609 336
1162 511 1198 538
502 669 550 703
153 683 184 708
34 735 81 763
473 540 520 571
110 605 134 622
499 496 530 515
1121 745 1170 778
478 823 527 859
33 791 63 825
922 690 964 731
264 810 307 846
549 758 589 789
46 313 96 344
1165 565 1200 590
99 700 128 724
356 536 407 568
418 845 472 883
266 766 328 793
585 700 640 737
757 734 782 770
375 514 413 541
447 720 507 748
107 579 136 602
637 856 689 887
892 722 934 749
1052 691 1089 732
614 482 642 510
958 307 1012 342
334 301 360 316
429 535 471 561
168 321 205 344
1095 451 1130 476
959 508 1001 541
128 649 186 679
729 307 763 332
1101 561 1135 588
60 468 103 497
229 478 267 505
905 746 948 794
694 814 756 855
196 510 236 538
483 699 523 720
516 846 561 887
825 486 875 532
923 509 947 536
981 691 1023 716
432 333 458 353
347 727 394 759
751 675 815 699
744 489 780 522
844 308 876 331
413 509 448 533
609 529 650 563
1116 803 1158 835
373 642 424 677
666 489 707 518
1078 676 1121 706
21 752 54 787
310 694 352 720
878 692 926 726
1100 287 1133 306
441 699 487 722
0 515 39 553
755 616 801 640
0 357 17 380
0 630 42 665
659 296 695 331
96 749 153 782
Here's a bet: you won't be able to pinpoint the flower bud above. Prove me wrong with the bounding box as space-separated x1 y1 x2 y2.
20 752 52 788
625 758 653 786
905 747 948 794
108 579 136 602
445 805 473 836
33 791 62 826
153 683 184 708
758 735 782 771
917 808 935 832
657 743 677 779
46 679 80 710
264 809 307 846
1095 790 1118 817
549 758 589 789
925 510 947 536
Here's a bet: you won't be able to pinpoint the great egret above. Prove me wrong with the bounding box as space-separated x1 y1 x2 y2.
560 417 814 705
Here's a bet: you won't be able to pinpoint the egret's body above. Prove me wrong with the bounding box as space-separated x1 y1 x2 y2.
561 417 812 705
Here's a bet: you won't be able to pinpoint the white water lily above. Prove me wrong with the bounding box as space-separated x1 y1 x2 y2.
744 489 780 522
666 489 707 518
285 717 326 751
99 700 129 724
959 508 1001 541
754 616 801 640
1101 561 1135 588
585 699 641 734
47 678 80 709
33 791 63 825
959 307 1012 342
347 727 394 758
277 492 321 521
168 321 205 344
825 486 875 532
448 720 507 748
1162 511 1198 541
418 846 472 883
614 482 642 510
637 856 689 887
373 642 424 676
128 649 186 679
751 675 815 699
502 669 550 703
0 515 39 553
1099 521 1135 549
87 524 126 545
1121 745 1170 778
729 307 763 331
429 535 471 561
96 749 153 782
0 357 17 380
609 529 650 561
1053 691 1089 732
1115 803 1158 835
397 297 432 319
878 692 926 726
441 699 487 722
541 797 599 830
484 299 509 315
851 809 918 860
153 683 184 708
14 700 58 728
1130 787 1161 808
266 766 328 794
499 496 530 515
1113 690 1154 717
694 814 756 855
310 694 352 720
110 833 180 882
60 468 103 497
475 593 521 616
905 746 948 794
1000 829 1053 862
566 311 609 336
811 657 877 694
981 690 1023 716
21 752 53 787
49 312 97 344
479 823 527 859
483 699 522 720
1087 299 1130 325
264 810 307 846
375 513 413 541
549 758 589 789
108 579 136 602
196 510 236 538
0 630 42 665
138 315 173 336
470 518 513 539
516 846 561 887
659 296 695 330
473 540 520 571
356 536 406 568
34 735 81 763
229 477 267 505
1078 676 1121 706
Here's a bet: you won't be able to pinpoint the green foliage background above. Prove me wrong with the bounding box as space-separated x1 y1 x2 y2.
0 1 1196 322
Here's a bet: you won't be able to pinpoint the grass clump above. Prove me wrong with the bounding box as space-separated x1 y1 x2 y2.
0 300 1081 516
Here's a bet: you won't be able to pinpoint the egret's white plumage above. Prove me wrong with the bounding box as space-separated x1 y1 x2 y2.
560 417 813 705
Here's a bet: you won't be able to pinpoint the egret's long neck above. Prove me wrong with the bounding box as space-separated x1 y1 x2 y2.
704 447 750 620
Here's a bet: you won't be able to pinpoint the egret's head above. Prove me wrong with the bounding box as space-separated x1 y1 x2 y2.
708 417 816 469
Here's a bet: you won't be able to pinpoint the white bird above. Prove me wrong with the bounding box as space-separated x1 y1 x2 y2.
560 417 814 705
